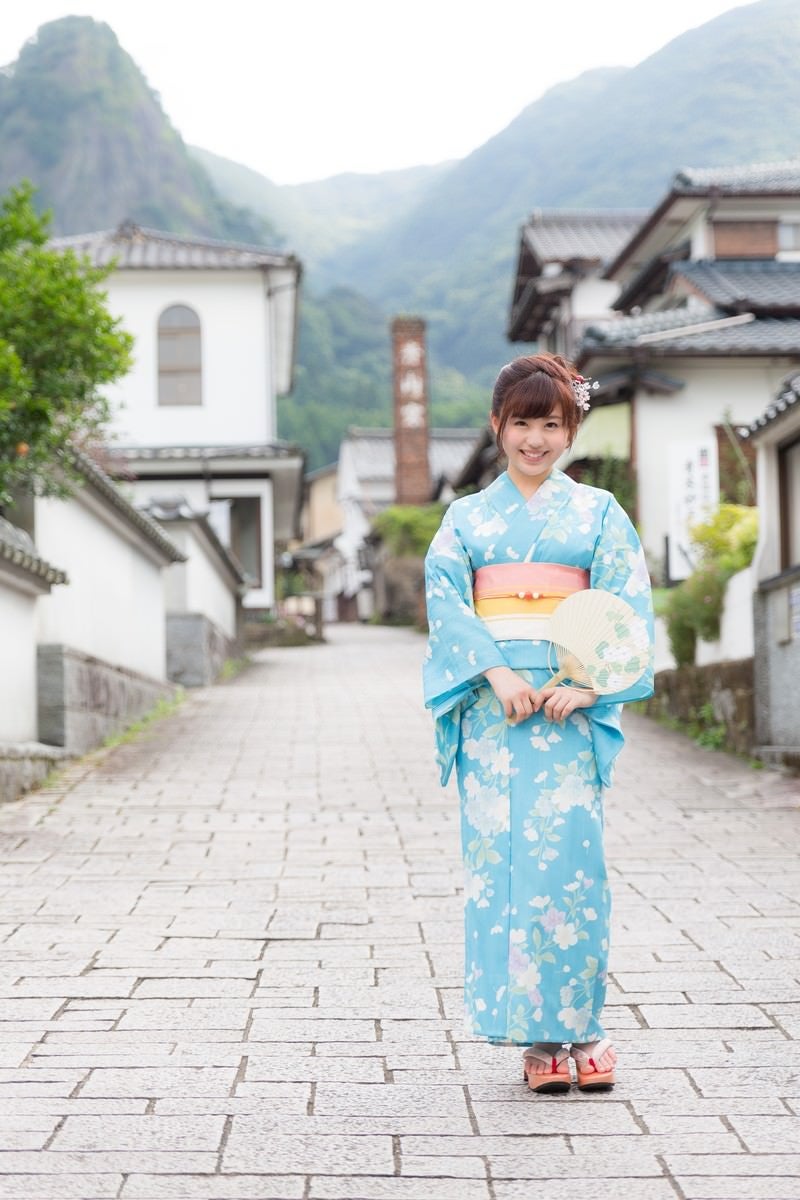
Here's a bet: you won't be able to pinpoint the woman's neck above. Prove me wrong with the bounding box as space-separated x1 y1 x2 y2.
506 464 554 500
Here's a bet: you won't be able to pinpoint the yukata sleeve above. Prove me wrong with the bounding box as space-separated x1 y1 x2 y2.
585 495 655 787
422 505 509 785
589 494 655 707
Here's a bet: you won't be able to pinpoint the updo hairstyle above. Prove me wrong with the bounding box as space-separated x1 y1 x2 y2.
491 353 584 450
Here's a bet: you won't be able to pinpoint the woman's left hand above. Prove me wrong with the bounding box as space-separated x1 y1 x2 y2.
533 685 597 722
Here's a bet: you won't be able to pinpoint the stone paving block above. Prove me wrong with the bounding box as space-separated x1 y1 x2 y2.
665 1152 800 1176
121 1177 305 1198
487 1152 667 1177
471 1100 641 1135
400 1154 487 1177
0 1151 219 1173
725 1115 800 1152
80 1067 238 1096
680 1183 800 1199
639 1004 774 1028
688 1068 799 1097
0 1175 122 1198
52 1114 226 1151
310 1180 491 1199
494 1183 677 1200
312 1083 470 1117
245 1055 386 1083
223 1131 394 1174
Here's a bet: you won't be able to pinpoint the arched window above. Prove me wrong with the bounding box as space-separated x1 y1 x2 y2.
158 304 202 406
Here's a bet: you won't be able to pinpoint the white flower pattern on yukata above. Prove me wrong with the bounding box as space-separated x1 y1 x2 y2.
423 469 654 1046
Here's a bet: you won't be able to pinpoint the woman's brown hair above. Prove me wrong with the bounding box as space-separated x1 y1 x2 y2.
491 353 584 449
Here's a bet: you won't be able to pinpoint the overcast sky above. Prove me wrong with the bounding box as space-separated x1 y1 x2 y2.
2 0 754 185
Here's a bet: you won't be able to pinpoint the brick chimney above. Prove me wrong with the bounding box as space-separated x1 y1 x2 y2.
391 316 432 504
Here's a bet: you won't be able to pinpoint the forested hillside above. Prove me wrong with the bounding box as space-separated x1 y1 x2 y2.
3 0 800 468
0 17 270 242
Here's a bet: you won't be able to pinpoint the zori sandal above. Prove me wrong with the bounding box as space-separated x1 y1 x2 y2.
571 1038 616 1090
522 1044 572 1094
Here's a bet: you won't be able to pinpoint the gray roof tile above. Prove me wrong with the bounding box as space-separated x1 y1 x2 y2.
49 221 298 272
749 372 800 436
581 306 800 356
345 428 481 484
0 517 67 586
675 159 800 192
673 260 800 312
522 209 647 265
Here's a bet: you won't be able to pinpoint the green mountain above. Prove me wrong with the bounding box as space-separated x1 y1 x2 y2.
191 146 452 277
3 0 800 471
0 16 271 241
323 0 800 379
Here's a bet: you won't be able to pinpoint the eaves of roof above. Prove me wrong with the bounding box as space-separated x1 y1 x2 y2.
578 309 800 363
0 518 67 588
605 159 800 282
50 220 301 274
748 372 800 438
613 243 691 312
142 499 246 587
73 450 186 564
507 272 572 342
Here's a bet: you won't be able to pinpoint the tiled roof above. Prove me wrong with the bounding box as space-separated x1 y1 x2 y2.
580 305 800 357
74 450 186 563
141 497 246 585
522 209 648 264
673 260 800 312
108 442 302 463
345 428 481 484
675 160 800 193
748 372 800 437
0 517 67 586
49 220 299 272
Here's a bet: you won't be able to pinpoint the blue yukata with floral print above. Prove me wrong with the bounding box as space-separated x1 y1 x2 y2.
423 468 654 1046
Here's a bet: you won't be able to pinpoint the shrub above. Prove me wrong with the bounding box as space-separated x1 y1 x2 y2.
372 504 445 557
665 503 758 666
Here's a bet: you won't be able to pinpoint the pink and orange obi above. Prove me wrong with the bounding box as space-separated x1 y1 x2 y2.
473 562 590 642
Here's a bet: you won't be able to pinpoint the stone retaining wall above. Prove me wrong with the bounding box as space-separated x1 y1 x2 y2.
641 658 755 757
166 613 236 687
0 741 71 806
38 644 176 754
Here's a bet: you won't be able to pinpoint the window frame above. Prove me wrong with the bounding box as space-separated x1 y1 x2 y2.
157 303 203 407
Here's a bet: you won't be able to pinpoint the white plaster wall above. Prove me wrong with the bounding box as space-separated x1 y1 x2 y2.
635 359 792 566
696 566 755 665
752 406 800 582
118 477 274 609
34 496 167 680
0 578 39 741
572 277 621 321
165 526 238 638
101 270 273 446
209 478 274 609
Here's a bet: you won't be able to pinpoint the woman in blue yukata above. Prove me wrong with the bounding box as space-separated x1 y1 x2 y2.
423 352 654 1094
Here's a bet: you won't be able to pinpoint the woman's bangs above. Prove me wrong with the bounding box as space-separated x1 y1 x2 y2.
502 375 563 422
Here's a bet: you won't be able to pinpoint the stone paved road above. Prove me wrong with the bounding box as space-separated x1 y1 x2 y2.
1 624 800 1200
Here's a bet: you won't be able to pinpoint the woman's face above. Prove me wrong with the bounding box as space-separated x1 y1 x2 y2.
491 405 570 493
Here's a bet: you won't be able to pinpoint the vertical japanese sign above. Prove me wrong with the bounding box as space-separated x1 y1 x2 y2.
667 440 720 581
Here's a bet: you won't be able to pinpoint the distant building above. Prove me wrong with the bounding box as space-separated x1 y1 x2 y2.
574 162 800 580
508 208 647 358
50 220 304 611
747 374 800 770
331 426 480 620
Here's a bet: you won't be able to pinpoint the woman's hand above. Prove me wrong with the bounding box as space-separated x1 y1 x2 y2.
534 685 597 722
484 667 539 725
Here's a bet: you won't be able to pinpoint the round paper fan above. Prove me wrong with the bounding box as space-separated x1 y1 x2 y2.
543 590 649 694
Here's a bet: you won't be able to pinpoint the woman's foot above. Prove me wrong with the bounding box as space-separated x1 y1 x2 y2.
571 1038 616 1090
522 1043 571 1093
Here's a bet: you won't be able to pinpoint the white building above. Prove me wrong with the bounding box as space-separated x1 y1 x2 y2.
50 221 304 610
575 161 800 581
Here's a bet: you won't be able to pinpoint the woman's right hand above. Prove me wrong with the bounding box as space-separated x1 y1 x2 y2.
484 667 539 725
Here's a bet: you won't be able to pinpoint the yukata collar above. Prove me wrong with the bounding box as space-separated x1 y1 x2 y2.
484 468 576 517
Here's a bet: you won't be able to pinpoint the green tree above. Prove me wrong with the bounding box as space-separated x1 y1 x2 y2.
0 181 132 504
